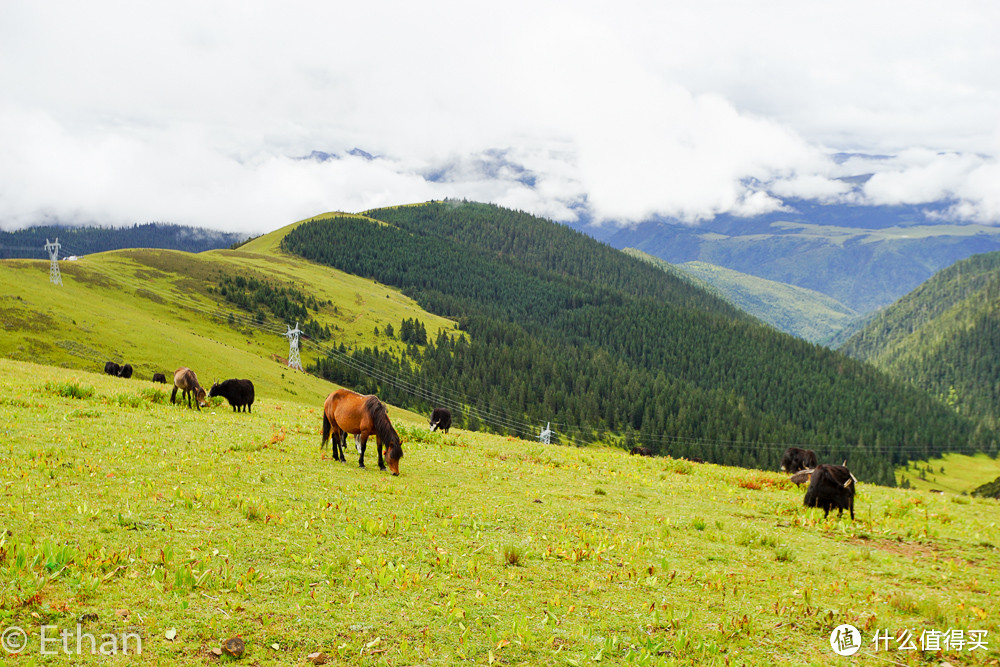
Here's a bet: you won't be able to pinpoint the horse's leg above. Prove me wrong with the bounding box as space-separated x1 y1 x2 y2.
170 386 178 404
376 436 386 471
353 434 362 456
338 432 346 462
333 428 345 462
357 434 368 468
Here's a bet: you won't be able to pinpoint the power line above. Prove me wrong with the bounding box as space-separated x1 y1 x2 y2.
50 259 977 461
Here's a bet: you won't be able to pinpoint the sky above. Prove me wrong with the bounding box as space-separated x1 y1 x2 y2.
1 0 998 233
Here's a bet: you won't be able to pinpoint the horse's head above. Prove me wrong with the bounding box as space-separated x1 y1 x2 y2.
196 386 209 408
383 437 403 476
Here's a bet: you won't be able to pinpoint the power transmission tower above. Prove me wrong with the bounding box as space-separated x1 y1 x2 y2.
539 422 552 445
285 322 303 371
45 238 62 285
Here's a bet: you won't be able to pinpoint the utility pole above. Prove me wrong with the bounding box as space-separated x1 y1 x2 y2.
45 238 62 285
539 422 552 445
285 322 303 371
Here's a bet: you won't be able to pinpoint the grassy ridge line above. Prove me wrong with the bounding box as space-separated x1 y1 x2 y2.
2 358 998 665
0 232 456 404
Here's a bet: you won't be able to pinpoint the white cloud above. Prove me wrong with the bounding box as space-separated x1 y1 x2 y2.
1 0 998 231
860 150 1000 221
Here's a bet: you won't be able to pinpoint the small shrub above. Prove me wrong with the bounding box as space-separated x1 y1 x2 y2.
502 544 526 567
692 518 707 531
663 458 693 475
737 474 791 490
773 544 795 562
887 590 919 614
594 487 607 496
110 393 145 409
44 381 94 400
140 387 168 404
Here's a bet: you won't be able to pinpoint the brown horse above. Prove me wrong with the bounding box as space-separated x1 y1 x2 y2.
171 367 208 410
322 389 403 475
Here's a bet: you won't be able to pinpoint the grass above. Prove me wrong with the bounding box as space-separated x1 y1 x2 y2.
1 358 998 665
897 452 1000 494
0 218 457 402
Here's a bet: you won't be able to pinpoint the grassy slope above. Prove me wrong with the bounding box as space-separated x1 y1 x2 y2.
897 453 1000 494
1 358 998 666
0 214 456 404
623 249 858 344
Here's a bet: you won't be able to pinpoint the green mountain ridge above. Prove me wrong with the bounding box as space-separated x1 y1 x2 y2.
622 249 858 343
278 201 997 484
840 251 1000 430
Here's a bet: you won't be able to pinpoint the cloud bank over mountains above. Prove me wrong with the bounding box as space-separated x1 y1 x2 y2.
1 1 997 232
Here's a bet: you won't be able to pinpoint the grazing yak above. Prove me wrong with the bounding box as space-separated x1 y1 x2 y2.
208 379 255 413
803 464 857 520
118 363 133 379
781 447 818 474
171 367 208 410
104 361 121 376
152 372 167 383
429 407 452 433
629 446 653 456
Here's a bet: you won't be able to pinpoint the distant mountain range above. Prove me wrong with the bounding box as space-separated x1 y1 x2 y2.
0 222 246 259
568 201 1000 315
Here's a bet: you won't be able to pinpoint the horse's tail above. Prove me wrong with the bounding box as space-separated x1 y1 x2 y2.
321 410 332 450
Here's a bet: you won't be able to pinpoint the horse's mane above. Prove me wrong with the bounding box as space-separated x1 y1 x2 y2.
364 395 401 449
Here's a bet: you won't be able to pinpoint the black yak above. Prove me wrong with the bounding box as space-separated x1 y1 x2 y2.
781 447 817 474
171 367 208 410
429 407 452 433
629 446 653 456
803 464 856 520
152 372 167 383
104 361 121 376
118 363 133 379
208 379 255 413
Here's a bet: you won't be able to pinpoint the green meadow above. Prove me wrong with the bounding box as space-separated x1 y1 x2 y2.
897 454 1000 495
0 216 455 393
1 358 998 665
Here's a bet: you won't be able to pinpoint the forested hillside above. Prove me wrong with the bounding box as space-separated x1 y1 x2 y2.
280 202 998 485
623 249 859 344
0 222 246 258
841 251 1000 430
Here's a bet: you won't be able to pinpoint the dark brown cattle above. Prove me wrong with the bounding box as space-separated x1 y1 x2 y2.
152 373 167 383
781 447 818 474
208 379 255 413
629 446 653 457
429 407 452 433
803 464 857 520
